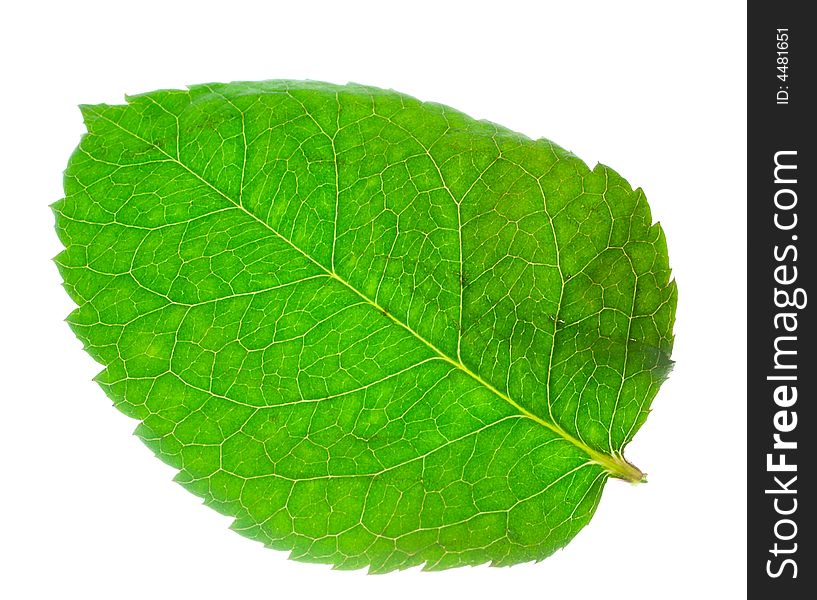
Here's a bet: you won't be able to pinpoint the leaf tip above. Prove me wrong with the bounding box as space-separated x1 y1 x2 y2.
77 103 99 125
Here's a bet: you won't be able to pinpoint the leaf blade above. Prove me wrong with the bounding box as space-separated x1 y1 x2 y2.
55 80 676 570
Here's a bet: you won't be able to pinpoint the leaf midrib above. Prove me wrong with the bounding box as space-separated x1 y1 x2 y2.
88 106 644 482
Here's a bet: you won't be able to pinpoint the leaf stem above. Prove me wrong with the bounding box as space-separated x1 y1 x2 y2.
586 451 646 483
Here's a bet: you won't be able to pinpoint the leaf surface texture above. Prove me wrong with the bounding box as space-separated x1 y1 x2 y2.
55 81 676 571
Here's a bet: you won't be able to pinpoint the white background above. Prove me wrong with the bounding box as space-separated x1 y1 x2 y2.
0 1 746 598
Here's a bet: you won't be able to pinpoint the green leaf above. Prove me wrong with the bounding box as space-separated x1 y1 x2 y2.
54 80 676 572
